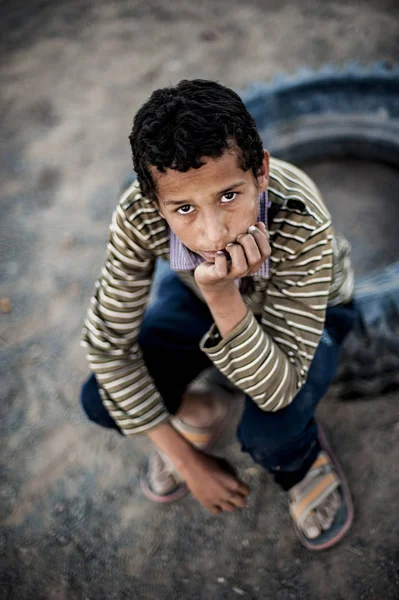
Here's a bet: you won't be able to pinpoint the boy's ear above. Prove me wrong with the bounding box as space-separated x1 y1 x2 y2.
157 207 166 219
257 150 270 192
153 199 165 219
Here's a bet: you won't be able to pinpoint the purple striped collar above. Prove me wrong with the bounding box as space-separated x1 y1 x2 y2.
169 191 270 277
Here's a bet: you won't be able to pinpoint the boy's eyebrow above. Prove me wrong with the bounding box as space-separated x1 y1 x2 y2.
163 180 247 206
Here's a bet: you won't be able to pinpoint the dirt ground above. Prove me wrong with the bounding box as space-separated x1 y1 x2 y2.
1 1 399 599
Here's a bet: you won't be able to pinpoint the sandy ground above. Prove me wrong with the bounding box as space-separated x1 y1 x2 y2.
1 1 399 599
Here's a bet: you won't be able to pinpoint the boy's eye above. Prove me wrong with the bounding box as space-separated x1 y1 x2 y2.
221 192 237 202
177 204 194 215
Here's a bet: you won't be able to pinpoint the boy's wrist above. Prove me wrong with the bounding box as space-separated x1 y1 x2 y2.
200 280 240 305
146 421 199 473
200 283 248 338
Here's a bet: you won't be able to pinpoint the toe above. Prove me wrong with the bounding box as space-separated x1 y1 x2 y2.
331 489 341 510
316 490 341 531
301 511 321 539
317 505 334 530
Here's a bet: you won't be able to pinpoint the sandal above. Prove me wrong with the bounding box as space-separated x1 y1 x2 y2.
139 450 189 503
289 425 354 550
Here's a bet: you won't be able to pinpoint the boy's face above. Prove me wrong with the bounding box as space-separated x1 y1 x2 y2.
152 149 270 262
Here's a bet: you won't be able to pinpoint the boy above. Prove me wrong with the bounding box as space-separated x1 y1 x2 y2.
80 79 356 550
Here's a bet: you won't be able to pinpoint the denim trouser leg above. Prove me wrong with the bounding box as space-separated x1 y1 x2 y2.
237 303 357 490
80 270 356 489
80 372 122 433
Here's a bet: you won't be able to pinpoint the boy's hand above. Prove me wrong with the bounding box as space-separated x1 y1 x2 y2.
180 450 250 514
147 422 248 515
194 222 270 292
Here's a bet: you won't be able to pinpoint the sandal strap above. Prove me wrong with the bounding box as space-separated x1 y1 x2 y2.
289 452 340 529
171 400 230 450
171 417 214 448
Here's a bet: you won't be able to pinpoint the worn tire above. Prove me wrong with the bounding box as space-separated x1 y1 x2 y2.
241 62 399 166
332 263 399 398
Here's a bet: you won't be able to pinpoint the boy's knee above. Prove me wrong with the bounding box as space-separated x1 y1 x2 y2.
80 373 108 425
237 395 316 467
80 374 121 432
238 410 294 458
80 374 98 421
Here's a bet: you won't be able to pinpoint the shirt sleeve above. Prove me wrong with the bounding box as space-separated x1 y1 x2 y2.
200 221 333 411
80 190 170 434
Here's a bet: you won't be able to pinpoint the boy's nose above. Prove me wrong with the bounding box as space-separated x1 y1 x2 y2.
203 216 228 249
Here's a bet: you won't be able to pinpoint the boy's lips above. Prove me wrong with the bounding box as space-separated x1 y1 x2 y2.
200 249 230 261
201 250 218 260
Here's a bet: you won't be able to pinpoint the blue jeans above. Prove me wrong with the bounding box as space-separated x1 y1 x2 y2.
80 271 357 490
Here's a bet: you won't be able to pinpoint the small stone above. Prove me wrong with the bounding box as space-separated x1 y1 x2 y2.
217 577 226 584
0 297 12 313
232 587 245 595
200 28 221 42
244 467 258 476
242 539 249 547
57 536 68 546
344 544 364 557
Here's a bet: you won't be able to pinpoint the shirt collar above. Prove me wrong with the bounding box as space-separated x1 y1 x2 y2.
169 190 270 277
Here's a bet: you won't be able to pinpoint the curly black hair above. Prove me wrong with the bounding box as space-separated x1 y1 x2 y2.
129 79 264 201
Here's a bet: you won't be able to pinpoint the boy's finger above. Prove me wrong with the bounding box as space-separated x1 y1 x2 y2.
214 251 228 278
248 224 270 257
225 243 248 274
257 221 268 233
236 233 261 267
253 221 268 236
250 223 268 239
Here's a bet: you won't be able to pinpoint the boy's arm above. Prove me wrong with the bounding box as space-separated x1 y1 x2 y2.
198 218 333 412
81 186 170 434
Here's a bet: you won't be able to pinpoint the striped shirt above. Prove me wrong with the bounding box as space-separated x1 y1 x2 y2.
81 157 354 434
